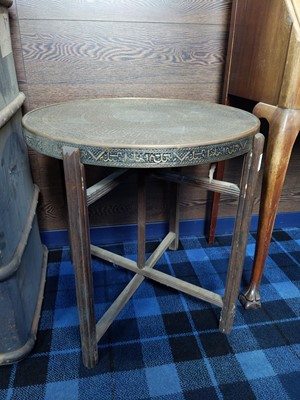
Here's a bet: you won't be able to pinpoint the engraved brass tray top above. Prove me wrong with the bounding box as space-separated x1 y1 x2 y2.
22 98 259 168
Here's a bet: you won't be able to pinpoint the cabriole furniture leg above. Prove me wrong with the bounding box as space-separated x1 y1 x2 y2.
240 104 300 309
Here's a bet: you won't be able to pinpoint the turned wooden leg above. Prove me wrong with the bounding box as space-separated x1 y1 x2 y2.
208 161 225 244
62 147 98 368
220 133 265 333
240 104 300 310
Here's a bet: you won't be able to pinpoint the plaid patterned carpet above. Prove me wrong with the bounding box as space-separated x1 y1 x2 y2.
1 227 300 400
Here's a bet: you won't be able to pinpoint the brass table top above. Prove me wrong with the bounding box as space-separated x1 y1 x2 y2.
22 98 259 168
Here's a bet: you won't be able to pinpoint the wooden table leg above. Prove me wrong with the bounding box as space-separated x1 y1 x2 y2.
208 160 225 244
169 180 180 251
62 146 98 368
137 171 146 268
220 133 264 333
240 104 300 309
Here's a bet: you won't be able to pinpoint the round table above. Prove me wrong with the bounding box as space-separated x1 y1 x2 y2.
23 98 259 167
22 98 263 368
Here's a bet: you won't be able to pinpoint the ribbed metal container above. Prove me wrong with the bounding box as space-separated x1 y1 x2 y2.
0 0 48 364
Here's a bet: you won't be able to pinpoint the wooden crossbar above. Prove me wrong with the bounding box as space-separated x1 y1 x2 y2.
91 232 175 342
88 168 228 347
96 273 144 342
93 232 176 341
86 168 129 206
153 171 240 197
91 239 223 310
145 232 176 268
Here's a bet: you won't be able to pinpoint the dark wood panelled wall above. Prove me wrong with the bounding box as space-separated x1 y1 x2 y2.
8 0 300 231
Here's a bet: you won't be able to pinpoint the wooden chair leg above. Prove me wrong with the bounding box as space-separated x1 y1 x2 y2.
169 181 180 250
208 161 225 244
240 104 300 309
137 171 146 268
219 133 264 333
62 146 98 368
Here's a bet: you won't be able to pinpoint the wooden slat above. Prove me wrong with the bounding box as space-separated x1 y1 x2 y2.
169 182 180 251
153 171 240 197
137 172 146 268
208 160 226 244
91 244 137 270
86 168 128 206
20 21 226 85
143 265 223 307
90 243 223 308
95 232 181 341
16 0 231 25
95 226 176 342
96 273 144 342
145 232 176 268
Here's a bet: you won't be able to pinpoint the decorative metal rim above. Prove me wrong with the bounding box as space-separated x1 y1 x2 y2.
24 129 253 168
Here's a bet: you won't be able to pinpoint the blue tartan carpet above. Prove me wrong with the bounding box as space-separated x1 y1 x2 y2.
1 227 300 400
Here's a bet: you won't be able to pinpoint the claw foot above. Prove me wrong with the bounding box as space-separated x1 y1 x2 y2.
239 283 261 310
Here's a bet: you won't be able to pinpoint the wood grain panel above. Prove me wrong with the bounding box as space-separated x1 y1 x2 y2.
20 21 226 86
228 0 291 105
16 0 231 25
25 83 221 111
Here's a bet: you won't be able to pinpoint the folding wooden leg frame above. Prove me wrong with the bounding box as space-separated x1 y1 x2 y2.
62 133 264 368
